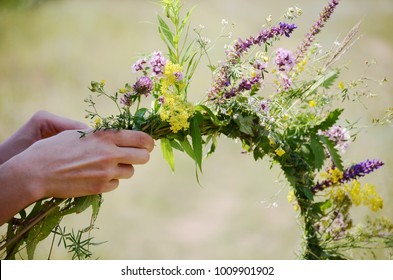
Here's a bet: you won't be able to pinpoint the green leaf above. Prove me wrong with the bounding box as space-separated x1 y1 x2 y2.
26 206 62 259
303 70 339 98
179 7 195 34
180 137 195 160
181 41 196 65
319 135 344 171
190 113 203 172
90 195 102 223
321 70 339 89
302 186 315 201
161 138 175 172
62 196 97 216
310 136 326 170
313 108 344 132
170 139 184 152
234 114 254 136
195 104 227 126
157 15 174 47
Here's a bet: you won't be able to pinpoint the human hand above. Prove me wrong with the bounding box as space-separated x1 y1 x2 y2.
0 110 89 165
7 129 154 199
0 119 154 225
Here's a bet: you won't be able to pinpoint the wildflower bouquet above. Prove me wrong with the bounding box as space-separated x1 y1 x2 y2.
2 0 392 259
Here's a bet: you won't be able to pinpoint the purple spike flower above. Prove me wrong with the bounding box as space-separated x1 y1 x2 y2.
227 22 297 63
342 159 384 182
208 23 297 101
295 0 340 63
311 159 384 193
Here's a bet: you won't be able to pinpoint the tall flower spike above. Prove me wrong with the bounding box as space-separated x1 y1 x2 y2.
311 159 384 193
294 0 340 64
208 23 297 101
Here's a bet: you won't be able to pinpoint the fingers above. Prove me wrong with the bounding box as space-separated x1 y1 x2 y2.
115 147 150 165
112 130 155 152
34 110 90 138
115 164 135 179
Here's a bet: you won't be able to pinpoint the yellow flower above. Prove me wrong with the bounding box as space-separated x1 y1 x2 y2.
159 91 194 133
287 189 295 203
309 100 316 107
92 116 102 128
322 167 343 185
347 180 362 206
164 61 183 84
339 81 345 90
362 183 383 212
295 59 307 73
329 186 346 203
275 148 286 157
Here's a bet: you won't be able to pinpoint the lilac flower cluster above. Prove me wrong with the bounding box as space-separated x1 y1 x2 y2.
208 23 297 101
149 51 167 76
275 48 295 72
275 48 295 91
311 159 384 193
132 58 147 72
320 125 350 153
132 51 167 76
295 0 340 63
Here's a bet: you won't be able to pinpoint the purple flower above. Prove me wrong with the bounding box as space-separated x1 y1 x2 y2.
133 76 153 96
132 57 147 72
238 75 262 93
294 0 340 63
120 92 133 107
342 159 384 182
253 60 268 72
158 95 165 105
260 100 270 112
208 23 296 101
280 74 292 91
275 48 295 72
311 159 384 193
226 22 297 63
174 71 183 81
319 125 350 152
149 51 167 76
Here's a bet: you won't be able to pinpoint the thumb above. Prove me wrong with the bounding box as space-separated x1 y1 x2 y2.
37 111 89 138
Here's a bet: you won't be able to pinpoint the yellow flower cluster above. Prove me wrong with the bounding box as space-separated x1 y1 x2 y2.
160 93 195 133
162 61 184 91
275 148 286 157
159 61 194 133
329 180 384 212
321 168 343 185
287 189 299 211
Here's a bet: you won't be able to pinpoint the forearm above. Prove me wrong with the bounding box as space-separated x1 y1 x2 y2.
0 158 41 226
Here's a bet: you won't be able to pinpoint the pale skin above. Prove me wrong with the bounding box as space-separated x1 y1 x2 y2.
0 110 154 226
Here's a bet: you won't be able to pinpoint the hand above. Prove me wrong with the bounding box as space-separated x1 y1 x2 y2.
0 112 154 225
0 110 89 165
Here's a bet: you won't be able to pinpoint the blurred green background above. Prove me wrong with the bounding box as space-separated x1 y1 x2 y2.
0 0 392 259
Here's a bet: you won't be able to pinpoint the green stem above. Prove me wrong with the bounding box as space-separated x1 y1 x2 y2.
1 198 65 259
